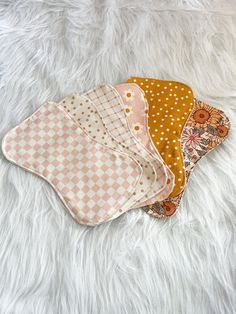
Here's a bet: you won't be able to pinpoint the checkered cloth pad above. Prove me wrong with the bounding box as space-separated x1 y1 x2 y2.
115 83 175 206
2 102 141 226
58 94 142 211
83 85 168 205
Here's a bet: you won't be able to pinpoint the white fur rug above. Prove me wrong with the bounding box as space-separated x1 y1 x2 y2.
0 1 235 313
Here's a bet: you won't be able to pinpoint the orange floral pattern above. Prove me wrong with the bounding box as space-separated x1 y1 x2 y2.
143 99 230 218
217 124 229 138
189 102 222 130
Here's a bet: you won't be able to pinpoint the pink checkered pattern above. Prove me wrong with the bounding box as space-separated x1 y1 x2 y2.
2 102 141 225
83 85 168 204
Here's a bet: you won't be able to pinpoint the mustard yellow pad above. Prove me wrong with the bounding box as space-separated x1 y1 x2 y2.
127 77 194 197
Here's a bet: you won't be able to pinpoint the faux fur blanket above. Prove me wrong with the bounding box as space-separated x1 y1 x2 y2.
0 1 235 313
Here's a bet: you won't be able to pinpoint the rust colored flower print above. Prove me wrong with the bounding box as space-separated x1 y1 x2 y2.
217 124 229 138
144 198 180 217
162 201 176 216
189 101 221 130
193 109 210 124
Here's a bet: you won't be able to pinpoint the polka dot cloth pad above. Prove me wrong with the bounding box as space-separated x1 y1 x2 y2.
82 86 155 208
115 83 175 205
2 102 141 226
143 99 230 218
59 94 142 210
83 85 168 206
128 77 194 197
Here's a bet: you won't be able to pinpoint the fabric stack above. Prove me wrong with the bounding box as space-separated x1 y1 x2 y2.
2 77 230 226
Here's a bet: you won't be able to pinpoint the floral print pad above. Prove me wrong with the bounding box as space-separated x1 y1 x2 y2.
127 77 194 197
115 83 175 205
143 99 230 218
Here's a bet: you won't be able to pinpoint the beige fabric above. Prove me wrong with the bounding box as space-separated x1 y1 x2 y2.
83 85 168 206
59 94 142 210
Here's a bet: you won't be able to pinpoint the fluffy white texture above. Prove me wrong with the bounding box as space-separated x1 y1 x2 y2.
0 1 235 313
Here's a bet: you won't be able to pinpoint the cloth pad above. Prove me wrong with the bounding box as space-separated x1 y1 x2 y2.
59 94 142 211
143 99 230 218
59 93 145 209
83 85 155 208
83 85 168 207
115 83 175 205
127 77 194 197
2 102 142 226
